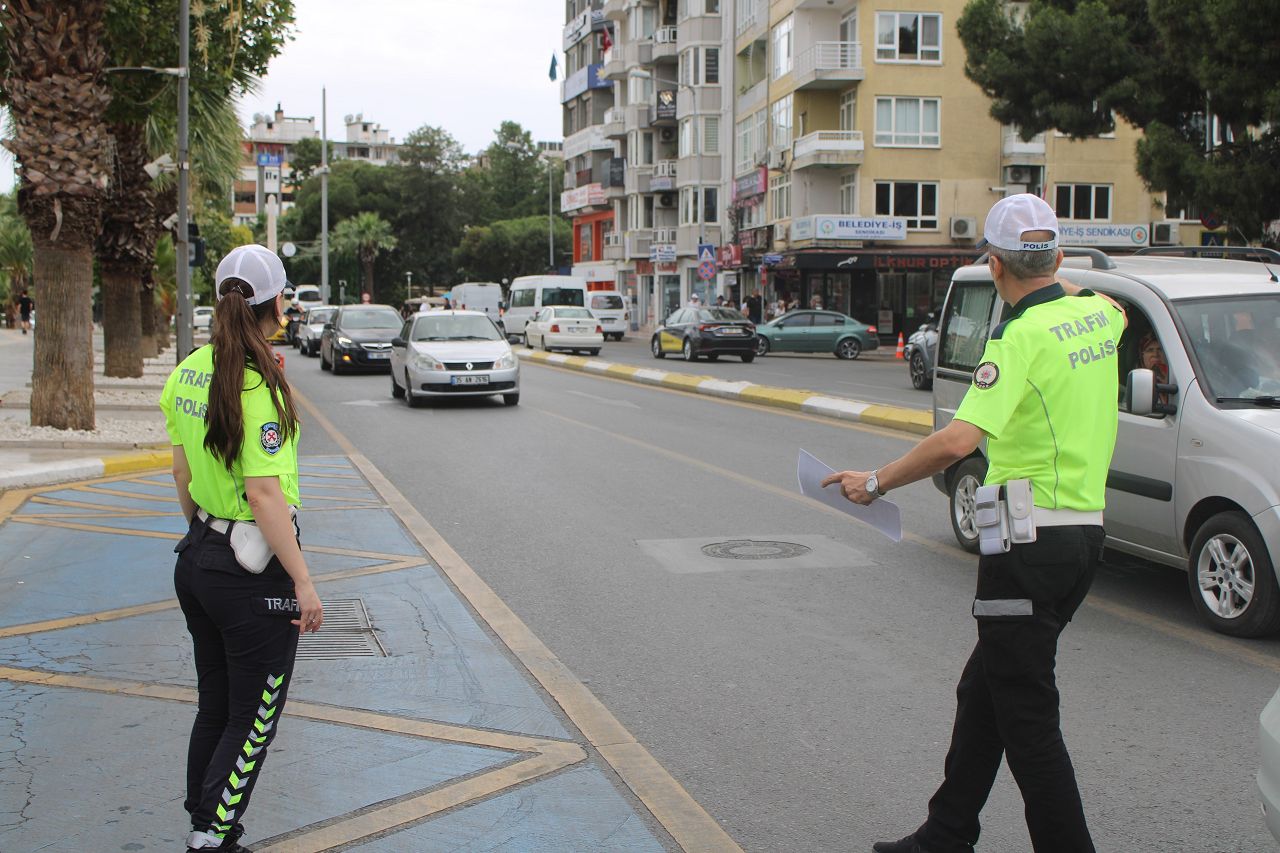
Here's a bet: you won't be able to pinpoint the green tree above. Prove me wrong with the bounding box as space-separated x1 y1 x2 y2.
957 0 1280 241
453 216 572 283
0 193 33 309
288 136 336 183
332 211 397 301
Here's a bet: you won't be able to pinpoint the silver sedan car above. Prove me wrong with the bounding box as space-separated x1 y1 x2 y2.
389 310 520 407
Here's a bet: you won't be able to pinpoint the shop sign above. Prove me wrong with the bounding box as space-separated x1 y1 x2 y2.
852 253 975 271
718 244 742 267
636 259 654 274
561 183 606 212
791 215 907 242
575 263 615 282
655 90 677 121
649 243 677 262
762 253 783 265
1058 222 1150 247
657 261 678 273
733 167 768 202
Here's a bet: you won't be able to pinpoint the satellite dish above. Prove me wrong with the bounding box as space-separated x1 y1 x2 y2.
281 242 297 258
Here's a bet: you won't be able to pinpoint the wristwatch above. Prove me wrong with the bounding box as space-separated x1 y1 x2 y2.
866 469 887 497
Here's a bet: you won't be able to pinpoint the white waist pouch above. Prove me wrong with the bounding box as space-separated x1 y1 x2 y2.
974 479 1036 555
200 507 299 574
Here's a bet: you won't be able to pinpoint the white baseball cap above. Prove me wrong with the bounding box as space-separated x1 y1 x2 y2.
215 244 287 306
983 193 1059 252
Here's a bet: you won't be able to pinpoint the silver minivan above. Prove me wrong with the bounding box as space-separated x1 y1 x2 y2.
932 249 1280 637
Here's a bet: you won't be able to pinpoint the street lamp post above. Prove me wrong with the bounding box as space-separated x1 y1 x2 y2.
175 0 192 362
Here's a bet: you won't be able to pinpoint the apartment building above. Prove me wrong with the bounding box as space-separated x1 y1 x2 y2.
233 106 402 227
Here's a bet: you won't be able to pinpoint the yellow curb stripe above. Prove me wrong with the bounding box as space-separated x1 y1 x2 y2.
737 386 812 410
662 372 714 391
605 363 641 378
100 451 170 477
857 404 933 435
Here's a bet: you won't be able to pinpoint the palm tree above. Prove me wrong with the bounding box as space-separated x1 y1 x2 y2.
1 0 112 430
333 212 398 302
0 195 34 305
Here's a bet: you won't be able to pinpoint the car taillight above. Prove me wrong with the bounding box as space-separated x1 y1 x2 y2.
596 325 603 334
699 324 716 332
550 324 560 333
868 326 877 333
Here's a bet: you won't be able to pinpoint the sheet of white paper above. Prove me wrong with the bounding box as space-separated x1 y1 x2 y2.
797 449 903 542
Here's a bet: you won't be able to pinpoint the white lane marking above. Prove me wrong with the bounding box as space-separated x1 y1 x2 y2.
564 389 641 409
342 400 398 407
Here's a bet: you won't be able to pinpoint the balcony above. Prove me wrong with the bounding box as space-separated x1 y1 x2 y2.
626 102 651 131
602 107 626 139
603 230 624 261
603 0 626 23
653 26 678 61
735 2 764 40
793 42 864 90
563 125 615 161
737 78 767 117
625 230 652 260
561 183 608 213
601 46 626 80
650 160 677 191
791 130 864 170
677 86 721 118
1003 127 1047 162
625 165 653 195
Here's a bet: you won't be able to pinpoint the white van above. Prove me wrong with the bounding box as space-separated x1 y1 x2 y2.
504 275 589 343
292 284 322 308
587 290 629 341
451 282 504 325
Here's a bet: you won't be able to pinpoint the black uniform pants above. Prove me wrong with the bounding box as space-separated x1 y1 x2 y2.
916 525 1105 853
173 514 300 841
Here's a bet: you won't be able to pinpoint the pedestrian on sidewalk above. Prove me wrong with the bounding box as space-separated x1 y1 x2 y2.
160 243 324 853
18 289 33 334
822 194 1127 853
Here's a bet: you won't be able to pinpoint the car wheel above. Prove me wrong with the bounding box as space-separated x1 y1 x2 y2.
741 353 755 363
706 353 719 362
390 371 405 399
651 337 665 359
523 333 530 348
503 393 520 406
836 338 862 360
682 338 696 361
910 350 933 390
332 355 345 376
405 372 426 408
541 337 551 352
320 347 332 371
1188 511 1280 637
755 337 770 356
949 457 987 554
588 349 600 356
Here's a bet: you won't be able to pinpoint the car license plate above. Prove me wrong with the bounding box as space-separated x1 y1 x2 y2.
451 375 490 385
367 351 390 359
570 327 589 334
719 328 745 335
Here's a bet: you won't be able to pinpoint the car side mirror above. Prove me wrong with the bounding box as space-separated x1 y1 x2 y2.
392 336 405 347
1127 368 1155 416
323 323 334 331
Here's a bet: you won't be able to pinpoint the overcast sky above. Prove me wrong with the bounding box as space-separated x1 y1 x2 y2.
0 0 566 191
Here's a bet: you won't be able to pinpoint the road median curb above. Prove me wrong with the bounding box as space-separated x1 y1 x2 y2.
0 448 171 491
519 350 932 436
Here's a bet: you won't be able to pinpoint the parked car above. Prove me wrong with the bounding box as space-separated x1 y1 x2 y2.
932 247 1280 636
319 304 403 374
754 309 878 359
192 306 213 332
587 290 629 340
652 307 756 362
904 312 939 390
297 305 336 357
524 306 604 355
1260 686 1280 843
504 275 589 343
389 310 519 407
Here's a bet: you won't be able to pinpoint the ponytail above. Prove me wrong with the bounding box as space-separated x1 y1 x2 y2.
204 278 300 470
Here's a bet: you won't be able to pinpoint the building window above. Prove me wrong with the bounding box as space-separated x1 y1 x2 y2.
875 12 942 62
875 181 939 229
840 173 858 215
771 94 793 149
703 116 720 154
874 97 941 147
772 15 793 79
770 173 791 220
1055 184 1111 221
736 113 755 174
703 187 719 224
839 8 858 42
1165 193 1200 222
739 200 765 229
681 46 721 85
839 90 857 132
679 118 697 157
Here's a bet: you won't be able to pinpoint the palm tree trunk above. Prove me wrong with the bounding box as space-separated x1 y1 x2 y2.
100 261 143 376
139 279 160 358
29 239 96 430
363 255 376 301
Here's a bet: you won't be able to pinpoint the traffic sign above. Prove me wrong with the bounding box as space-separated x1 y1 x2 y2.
256 152 283 167
697 260 716 281
697 243 715 263
1200 212 1223 231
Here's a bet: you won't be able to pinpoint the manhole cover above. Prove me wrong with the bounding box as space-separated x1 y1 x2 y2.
700 540 813 561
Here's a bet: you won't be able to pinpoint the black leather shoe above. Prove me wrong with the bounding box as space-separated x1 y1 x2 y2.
872 835 930 853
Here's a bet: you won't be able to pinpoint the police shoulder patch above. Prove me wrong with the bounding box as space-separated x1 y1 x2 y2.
260 422 283 455
973 361 1000 389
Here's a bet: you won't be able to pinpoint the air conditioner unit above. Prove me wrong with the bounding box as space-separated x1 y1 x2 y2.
658 127 676 143
1005 165 1031 185
775 223 789 242
768 148 788 170
950 216 978 240
1151 220 1179 246
656 192 676 208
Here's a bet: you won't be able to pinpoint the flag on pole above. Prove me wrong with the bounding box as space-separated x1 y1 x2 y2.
601 25 613 53
549 53 558 81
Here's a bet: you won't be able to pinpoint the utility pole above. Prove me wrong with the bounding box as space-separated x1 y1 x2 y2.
548 159 555 269
175 0 192 362
321 87 330 303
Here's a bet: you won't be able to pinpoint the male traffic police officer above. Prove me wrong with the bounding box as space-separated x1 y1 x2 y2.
823 194 1126 853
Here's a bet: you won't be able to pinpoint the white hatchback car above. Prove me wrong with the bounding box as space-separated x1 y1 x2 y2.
389 310 519 407
524 306 604 355
193 306 214 332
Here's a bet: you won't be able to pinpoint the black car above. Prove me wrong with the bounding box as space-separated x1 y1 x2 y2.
319 304 404 374
651 306 757 362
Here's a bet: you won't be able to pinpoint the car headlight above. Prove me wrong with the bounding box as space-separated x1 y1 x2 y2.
336 335 354 347
493 352 517 370
412 352 444 371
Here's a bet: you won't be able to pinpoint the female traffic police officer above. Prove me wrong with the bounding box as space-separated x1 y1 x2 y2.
161 244 323 852
823 194 1126 853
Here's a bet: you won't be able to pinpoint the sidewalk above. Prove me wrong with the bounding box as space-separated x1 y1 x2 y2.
0 456 689 851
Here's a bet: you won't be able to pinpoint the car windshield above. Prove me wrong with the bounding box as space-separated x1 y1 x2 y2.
552 307 593 319
296 291 322 302
1176 294 1280 403
412 314 502 341
542 287 585 307
590 294 624 310
340 308 402 329
699 308 747 322
307 308 336 324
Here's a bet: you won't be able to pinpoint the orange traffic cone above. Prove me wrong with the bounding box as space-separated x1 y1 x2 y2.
895 332 905 360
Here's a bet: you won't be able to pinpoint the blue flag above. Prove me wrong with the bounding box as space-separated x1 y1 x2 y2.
549 53 558 81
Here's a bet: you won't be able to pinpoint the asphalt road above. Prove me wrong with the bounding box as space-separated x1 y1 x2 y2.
286 348 1280 852
534 332 931 412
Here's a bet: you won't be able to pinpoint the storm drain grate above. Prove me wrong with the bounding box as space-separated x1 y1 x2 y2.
296 598 387 660
700 540 813 561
